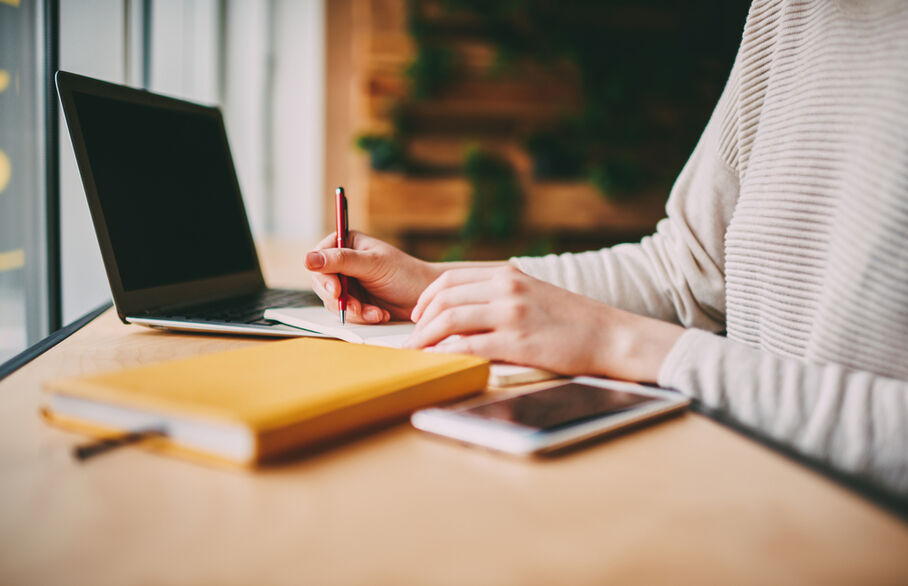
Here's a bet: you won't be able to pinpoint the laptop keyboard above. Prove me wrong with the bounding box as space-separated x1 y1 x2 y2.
149 288 320 326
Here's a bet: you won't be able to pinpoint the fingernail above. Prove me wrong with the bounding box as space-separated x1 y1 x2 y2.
306 251 325 269
365 308 381 321
326 280 336 295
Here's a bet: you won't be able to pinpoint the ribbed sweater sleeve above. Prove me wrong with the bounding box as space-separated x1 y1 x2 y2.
659 329 908 496
511 62 740 332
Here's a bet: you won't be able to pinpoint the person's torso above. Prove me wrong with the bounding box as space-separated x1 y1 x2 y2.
723 0 908 378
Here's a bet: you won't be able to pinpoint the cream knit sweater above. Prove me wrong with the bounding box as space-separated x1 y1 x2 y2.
513 0 908 496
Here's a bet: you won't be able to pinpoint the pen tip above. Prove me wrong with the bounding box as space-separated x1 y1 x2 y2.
340 310 345 325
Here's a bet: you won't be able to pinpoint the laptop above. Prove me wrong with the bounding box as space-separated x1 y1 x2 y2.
56 71 322 337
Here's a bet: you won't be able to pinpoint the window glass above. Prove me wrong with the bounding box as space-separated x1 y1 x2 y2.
0 0 326 364
58 0 124 324
0 0 48 362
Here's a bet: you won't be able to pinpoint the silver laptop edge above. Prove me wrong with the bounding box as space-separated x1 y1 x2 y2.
127 316 330 338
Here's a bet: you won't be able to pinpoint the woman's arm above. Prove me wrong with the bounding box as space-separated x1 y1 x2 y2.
406 263 908 496
512 56 743 332
659 330 908 496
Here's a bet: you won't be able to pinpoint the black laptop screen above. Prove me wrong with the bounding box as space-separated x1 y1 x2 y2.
71 91 258 292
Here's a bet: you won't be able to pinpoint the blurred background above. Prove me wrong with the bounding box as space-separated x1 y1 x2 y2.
0 0 747 363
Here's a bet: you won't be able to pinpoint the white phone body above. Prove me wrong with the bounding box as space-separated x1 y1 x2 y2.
411 377 690 456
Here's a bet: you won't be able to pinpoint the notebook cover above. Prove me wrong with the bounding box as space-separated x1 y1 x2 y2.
42 338 489 465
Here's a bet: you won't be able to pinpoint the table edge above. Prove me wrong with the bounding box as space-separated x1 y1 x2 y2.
0 301 112 382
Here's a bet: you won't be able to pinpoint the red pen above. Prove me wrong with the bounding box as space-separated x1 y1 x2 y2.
335 187 349 324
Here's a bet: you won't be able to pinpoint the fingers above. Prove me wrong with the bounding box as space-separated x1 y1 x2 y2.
406 305 495 349
305 247 378 280
312 230 371 252
306 230 378 276
343 297 389 324
413 281 496 333
412 267 511 322
343 296 368 324
313 231 337 250
347 230 374 249
424 333 501 359
309 273 388 324
311 272 340 301
361 304 390 323
305 230 393 323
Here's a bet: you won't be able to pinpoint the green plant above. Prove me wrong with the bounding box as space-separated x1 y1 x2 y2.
462 147 523 242
406 45 455 100
355 134 406 172
588 158 646 201
356 1 748 251
525 130 585 180
436 0 747 197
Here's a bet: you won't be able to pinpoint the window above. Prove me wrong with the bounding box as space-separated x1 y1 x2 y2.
0 0 48 363
0 0 326 365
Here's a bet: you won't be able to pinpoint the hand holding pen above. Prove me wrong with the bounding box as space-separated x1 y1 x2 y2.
305 226 437 324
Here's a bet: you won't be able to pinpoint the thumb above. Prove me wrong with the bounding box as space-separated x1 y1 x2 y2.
306 248 376 278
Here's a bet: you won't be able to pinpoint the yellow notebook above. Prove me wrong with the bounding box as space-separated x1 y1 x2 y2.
42 338 489 466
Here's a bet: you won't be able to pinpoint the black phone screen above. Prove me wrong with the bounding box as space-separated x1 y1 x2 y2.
461 382 659 431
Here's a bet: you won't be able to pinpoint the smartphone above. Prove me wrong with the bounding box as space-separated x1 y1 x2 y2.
410 377 689 456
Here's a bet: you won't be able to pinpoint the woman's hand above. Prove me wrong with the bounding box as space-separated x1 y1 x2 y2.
406 265 685 382
305 231 442 323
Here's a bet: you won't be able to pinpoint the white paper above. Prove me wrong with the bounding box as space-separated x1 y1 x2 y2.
264 307 416 344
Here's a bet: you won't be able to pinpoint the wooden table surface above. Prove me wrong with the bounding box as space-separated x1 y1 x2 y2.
1 242 907 585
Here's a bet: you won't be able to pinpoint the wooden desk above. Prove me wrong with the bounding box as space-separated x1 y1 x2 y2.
1 242 907 585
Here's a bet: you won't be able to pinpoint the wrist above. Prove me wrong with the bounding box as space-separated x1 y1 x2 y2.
596 309 685 383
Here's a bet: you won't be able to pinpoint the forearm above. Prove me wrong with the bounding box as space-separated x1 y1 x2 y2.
429 260 509 276
510 59 742 330
593 308 685 383
659 329 908 496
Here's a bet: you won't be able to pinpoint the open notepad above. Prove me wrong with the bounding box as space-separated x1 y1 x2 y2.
263 307 557 387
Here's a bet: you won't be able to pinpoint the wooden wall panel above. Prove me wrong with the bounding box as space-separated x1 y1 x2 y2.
329 0 666 255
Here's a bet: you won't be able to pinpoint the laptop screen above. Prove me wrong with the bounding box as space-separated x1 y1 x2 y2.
70 91 258 292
